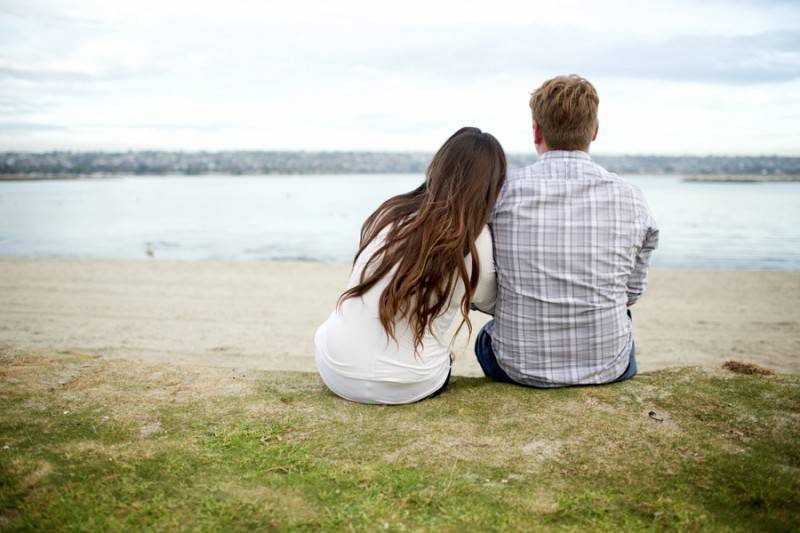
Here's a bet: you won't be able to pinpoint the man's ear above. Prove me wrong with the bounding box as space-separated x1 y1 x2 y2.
592 122 599 142
533 120 543 145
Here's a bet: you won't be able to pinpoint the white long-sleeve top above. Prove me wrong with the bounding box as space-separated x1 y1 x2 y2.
314 226 496 404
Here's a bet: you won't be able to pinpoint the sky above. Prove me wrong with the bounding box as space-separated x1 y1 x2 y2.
0 0 798 155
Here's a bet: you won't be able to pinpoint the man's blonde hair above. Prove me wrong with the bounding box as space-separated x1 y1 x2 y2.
529 75 599 151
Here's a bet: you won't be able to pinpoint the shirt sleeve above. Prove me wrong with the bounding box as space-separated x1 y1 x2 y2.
627 205 659 306
471 225 497 314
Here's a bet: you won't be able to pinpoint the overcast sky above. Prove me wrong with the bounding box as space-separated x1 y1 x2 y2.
1 0 798 154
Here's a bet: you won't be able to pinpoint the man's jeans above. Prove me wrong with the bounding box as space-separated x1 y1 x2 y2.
475 311 637 387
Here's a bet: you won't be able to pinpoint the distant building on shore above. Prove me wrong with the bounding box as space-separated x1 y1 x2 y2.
2 151 799 177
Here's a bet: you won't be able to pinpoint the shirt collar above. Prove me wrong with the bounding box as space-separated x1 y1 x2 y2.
539 150 592 162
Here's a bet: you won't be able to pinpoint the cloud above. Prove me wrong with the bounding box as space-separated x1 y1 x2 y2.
0 0 798 153
0 63 159 83
0 122 64 132
372 30 800 85
591 31 800 84
0 64 96 82
0 96 45 115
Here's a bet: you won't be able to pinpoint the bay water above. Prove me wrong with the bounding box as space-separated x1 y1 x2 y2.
1 174 798 271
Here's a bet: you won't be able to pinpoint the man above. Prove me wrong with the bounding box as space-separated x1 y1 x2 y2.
475 75 659 387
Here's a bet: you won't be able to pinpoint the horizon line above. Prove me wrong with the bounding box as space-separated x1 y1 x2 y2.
3 149 800 159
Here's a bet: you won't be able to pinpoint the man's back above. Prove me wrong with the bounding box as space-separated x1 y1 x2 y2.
489 150 659 387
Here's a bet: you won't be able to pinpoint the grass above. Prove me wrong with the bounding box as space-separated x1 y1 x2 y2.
1 350 799 531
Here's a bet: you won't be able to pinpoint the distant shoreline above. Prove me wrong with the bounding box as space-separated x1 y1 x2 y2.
2 172 800 182
683 174 800 183
4 152 799 178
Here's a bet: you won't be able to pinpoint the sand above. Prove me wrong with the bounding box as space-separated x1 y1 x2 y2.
0 256 798 375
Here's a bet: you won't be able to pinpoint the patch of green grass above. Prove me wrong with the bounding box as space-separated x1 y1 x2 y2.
1 352 799 531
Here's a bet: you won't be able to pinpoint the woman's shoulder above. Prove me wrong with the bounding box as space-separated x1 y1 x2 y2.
475 225 493 251
469 225 495 275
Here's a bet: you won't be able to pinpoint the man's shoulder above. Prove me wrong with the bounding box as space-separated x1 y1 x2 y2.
574 158 645 196
504 162 550 188
509 162 537 176
498 157 649 213
506 157 633 187
579 164 654 221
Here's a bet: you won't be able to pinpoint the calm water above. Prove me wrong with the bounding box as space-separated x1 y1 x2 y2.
1 174 798 270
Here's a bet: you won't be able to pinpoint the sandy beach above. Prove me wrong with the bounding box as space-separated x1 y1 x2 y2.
0 256 798 375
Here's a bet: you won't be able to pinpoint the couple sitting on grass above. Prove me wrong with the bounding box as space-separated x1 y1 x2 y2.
314 75 660 404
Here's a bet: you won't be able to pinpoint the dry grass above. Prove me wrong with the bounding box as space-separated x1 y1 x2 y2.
722 360 777 377
1 351 799 531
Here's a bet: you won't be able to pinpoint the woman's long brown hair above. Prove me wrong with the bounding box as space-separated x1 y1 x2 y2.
338 127 507 353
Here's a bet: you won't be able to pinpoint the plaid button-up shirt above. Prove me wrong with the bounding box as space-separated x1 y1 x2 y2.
487 150 659 386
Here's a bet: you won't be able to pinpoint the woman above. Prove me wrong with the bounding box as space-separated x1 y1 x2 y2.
314 127 507 404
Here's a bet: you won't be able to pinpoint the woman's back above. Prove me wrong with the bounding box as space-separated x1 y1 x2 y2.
313 126 507 404
315 226 496 404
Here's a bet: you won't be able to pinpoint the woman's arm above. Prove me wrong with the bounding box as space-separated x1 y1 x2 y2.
471 226 497 315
